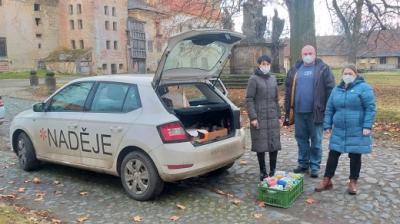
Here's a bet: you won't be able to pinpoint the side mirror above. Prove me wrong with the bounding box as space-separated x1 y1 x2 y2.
33 103 46 112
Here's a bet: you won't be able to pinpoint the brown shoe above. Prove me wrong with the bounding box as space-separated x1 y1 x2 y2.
348 179 357 195
315 177 333 192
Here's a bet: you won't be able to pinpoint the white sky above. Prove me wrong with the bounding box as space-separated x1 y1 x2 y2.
233 0 336 36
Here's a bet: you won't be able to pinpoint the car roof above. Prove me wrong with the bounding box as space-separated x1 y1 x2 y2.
71 74 154 86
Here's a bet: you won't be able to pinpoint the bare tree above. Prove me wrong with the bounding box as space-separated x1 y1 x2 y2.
326 0 400 63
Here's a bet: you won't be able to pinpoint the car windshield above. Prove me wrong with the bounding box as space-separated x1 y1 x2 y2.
163 40 226 72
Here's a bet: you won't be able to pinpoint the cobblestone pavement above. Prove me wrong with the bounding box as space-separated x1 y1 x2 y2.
0 97 400 224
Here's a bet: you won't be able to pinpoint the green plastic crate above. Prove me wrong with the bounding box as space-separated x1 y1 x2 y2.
257 177 304 208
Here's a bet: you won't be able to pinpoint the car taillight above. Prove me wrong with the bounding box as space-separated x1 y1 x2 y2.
158 122 189 143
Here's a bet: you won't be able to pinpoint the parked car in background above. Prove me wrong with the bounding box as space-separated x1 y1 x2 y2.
0 96 5 125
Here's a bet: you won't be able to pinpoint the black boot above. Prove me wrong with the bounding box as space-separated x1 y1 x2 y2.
257 153 267 181
269 151 277 177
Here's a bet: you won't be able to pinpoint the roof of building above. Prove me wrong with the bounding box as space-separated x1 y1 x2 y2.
284 29 400 58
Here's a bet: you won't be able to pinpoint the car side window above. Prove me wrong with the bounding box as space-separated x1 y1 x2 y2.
47 82 93 112
90 83 130 113
122 86 141 112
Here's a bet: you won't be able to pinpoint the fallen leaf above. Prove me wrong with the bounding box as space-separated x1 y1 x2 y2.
306 197 316 204
0 194 16 199
36 192 45 197
170 216 180 221
133 216 143 222
258 201 266 208
24 180 31 183
254 213 263 219
8 181 15 184
79 191 88 196
51 219 62 224
214 189 226 195
53 180 61 185
34 197 44 201
231 198 242 205
32 177 41 184
54 190 63 195
226 193 234 198
239 160 248 165
77 216 89 223
17 188 25 193
176 203 186 210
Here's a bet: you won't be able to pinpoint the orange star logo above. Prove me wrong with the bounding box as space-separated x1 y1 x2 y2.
39 128 47 141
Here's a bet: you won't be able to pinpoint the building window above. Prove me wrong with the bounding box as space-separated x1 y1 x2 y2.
69 4 73 15
79 40 84 49
0 0 2 6
380 57 387 64
78 19 83 29
0 37 7 57
102 64 107 71
77 4 82 14
104 6 109 15
35 18 41 26
113 22 117 31
112 7 116 16
38 43 41 49
119 64 123 70
36 34 42 38
114 41 118 50
105 21 110 30
34 3 40 11
69 20 75 30
147 40 153 53
71 40 76 49
106 40 110 49
156 41 162 52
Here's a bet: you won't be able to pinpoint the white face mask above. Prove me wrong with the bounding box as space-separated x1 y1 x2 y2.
259 65 270 74
303 55 315 64
342 74 356 84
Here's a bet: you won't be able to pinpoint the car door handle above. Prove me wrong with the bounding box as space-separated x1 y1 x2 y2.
68 123 78 129
110 126 123 133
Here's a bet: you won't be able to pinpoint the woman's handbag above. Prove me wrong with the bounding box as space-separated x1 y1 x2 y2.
288 73 297 125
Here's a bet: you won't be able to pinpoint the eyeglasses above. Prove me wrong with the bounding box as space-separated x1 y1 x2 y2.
303 53 313 56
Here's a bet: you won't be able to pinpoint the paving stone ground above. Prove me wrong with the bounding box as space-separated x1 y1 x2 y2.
0 97 400 224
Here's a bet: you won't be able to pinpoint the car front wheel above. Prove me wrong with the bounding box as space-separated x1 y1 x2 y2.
120 151 164 201
16 132 40 171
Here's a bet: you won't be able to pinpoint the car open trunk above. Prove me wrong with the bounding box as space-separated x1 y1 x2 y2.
174 103 235 144
157 83 239 145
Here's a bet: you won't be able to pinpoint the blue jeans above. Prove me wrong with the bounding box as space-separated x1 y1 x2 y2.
294 113 323 172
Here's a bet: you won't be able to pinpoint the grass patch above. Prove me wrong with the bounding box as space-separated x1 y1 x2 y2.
0 70 73 80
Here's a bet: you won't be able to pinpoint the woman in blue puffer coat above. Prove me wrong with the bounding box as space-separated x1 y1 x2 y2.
315 64 376 195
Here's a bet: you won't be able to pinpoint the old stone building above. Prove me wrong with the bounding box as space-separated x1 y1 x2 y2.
0 0 60 72
127 0 221 73
0 0 128 74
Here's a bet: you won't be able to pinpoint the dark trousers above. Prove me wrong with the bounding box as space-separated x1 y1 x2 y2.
324 150 362 180
257 151 278 173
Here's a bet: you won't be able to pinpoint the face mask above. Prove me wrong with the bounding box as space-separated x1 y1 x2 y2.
342 74 356 84
303 55 315 64
259 65 270 74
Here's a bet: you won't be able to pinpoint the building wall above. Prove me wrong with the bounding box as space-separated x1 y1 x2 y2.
0 0 59 71
128 7 221 73
93 0 128 74
59 0 128 75
357 56 399 70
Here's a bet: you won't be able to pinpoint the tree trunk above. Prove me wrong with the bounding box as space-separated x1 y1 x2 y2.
285 0 317 67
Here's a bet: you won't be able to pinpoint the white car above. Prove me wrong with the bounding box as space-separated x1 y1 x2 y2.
10 30 246 201
0 96 4 125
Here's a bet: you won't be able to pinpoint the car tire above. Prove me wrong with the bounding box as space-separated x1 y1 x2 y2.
120 151 164 201
16 132 40 171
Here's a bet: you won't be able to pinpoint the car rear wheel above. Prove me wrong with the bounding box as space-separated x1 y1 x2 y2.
16 132 40 171
120 151 164 201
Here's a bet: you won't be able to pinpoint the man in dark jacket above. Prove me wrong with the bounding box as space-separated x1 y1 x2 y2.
283 45 335 178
